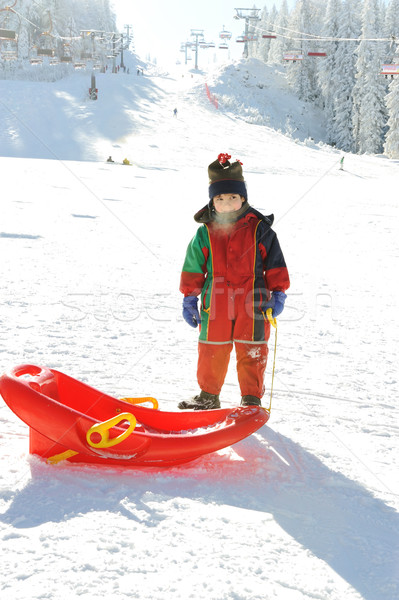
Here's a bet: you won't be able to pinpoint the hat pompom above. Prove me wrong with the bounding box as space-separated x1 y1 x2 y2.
218 152 232 166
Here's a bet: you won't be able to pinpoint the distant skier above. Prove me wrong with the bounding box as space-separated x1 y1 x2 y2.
106 156 114 163
173 108 178 117
178 153 290 410
339 156 345 170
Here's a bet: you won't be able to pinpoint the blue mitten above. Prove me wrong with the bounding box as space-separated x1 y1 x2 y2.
183 296 201 328
265 291 287 318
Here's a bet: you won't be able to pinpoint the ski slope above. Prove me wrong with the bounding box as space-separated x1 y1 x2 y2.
0 56 398 600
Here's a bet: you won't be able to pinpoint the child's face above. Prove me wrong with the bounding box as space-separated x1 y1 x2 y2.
213 194 243 213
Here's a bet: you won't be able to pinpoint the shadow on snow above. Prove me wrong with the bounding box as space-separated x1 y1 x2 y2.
1 427 398 600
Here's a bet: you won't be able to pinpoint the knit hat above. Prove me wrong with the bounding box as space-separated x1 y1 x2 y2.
208 153 247 200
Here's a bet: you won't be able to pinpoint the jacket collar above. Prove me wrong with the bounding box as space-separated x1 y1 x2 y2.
194 202 274 227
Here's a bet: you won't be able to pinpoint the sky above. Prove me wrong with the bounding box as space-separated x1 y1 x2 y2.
111 0 296 67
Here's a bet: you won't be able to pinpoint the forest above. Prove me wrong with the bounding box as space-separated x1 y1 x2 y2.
248 0 399 157
0 0 117 73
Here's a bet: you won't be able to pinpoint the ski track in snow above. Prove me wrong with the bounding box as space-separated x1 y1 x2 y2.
0 57 398 600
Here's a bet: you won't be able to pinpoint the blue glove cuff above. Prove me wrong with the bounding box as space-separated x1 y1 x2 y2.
271 291 287 318
273 291 287 302
183 296 198 308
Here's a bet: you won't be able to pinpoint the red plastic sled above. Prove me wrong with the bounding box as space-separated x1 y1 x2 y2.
0 364 269 467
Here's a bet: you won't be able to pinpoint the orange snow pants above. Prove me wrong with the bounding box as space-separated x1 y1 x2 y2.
197 341 269 399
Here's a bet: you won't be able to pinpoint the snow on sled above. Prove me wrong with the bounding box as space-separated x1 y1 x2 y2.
0 364 269 467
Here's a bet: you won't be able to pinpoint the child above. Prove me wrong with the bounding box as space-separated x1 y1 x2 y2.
178 153 290 410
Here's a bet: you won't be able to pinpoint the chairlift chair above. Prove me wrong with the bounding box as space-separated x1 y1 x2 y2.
1 49 17 60
0 28 17 40
381 63 399 78
219 27 232 40
283 52 304 62
37 47 54 56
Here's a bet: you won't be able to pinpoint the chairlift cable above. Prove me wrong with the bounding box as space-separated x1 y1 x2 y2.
251 19 396 44
8 7 42 32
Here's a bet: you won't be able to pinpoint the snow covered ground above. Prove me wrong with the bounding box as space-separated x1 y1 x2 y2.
0 56 398 600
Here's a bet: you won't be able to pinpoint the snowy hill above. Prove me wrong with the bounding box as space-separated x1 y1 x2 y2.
203 58 327 143
0 56 398 600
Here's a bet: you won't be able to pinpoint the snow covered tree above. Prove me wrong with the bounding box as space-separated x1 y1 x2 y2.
286 0 318 102
352 0 387 153
318 0 342 141
253 6 270 61
331 0 362 150
384 0 399 63
268 0 290 64
384 75 399 157
263 4 278 62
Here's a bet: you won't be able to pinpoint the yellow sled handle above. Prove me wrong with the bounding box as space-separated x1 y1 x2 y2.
121 396 159 410
266 308 277 329
86 412 136 449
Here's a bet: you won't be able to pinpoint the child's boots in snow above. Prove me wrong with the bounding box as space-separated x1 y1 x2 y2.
241 395 262 407
178 390 220 410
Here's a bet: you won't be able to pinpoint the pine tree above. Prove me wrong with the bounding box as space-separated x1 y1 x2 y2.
318 0 342 142
268 0 290 64
384 0 399 63
384 75 399 157
286 0 318 102
264 5 278 62
253 6 270 61
332 0 362 151
352 0 387 153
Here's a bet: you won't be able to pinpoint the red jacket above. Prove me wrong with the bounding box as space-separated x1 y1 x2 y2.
180 205 290 343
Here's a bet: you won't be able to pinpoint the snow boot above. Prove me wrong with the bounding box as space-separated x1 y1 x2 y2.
241 395 261 407
178 390 220 410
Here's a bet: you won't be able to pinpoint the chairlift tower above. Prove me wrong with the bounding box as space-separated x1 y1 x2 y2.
190 29 204 69
234 7 260 58
120 24 132 69
180 41 192 65
112 32 117 72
